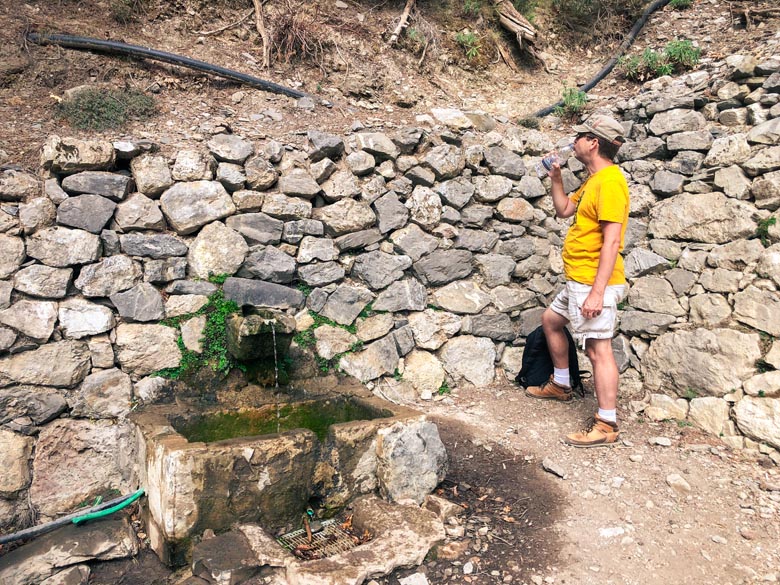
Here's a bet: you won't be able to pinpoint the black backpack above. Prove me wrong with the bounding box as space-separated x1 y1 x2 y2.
515 325 587 397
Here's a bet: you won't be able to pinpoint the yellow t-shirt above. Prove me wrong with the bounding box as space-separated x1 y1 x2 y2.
562 165 629 286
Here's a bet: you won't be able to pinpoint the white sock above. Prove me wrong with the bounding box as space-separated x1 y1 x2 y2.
553 368 570 387
598 408 617 423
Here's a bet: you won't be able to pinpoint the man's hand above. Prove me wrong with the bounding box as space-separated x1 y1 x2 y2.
581 289 605 320
548 160 562 182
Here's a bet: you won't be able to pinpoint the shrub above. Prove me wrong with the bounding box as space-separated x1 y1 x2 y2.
455 31 481 60
109 0 148 24
552 0 646 42
619 40 700 82
463 0 482 17
669 0 693 9
553 84 587 119
512 0 539 21
56 87 156 131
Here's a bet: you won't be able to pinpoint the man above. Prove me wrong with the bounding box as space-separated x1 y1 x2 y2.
526 114 629 448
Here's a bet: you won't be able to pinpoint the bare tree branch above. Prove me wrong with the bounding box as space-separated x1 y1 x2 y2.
389 0 416 45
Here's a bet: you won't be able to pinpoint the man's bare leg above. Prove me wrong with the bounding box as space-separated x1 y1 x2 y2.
584 337 618 411
541 307 570 369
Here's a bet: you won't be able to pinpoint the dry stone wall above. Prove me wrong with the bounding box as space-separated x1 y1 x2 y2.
0 52 779 532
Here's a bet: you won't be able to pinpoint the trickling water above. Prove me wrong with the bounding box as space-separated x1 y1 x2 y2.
271 321 280 433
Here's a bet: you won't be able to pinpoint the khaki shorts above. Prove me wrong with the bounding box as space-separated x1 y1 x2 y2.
549 281 627 348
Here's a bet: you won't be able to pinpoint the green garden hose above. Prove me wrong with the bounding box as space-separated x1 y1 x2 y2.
72 489 145 525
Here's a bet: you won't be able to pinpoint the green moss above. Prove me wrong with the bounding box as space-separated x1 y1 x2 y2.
56 87 156 131
176 399 392 443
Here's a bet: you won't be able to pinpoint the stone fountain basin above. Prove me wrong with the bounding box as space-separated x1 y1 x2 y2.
130 382 446 566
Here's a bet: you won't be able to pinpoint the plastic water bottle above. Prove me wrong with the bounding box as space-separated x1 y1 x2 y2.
535 143 575 178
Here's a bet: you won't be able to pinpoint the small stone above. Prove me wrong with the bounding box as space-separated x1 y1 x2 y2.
711 535 727 544
463 561 474 575
629 454 643 462
666 473 691 494
649 436 673 447
541 458 566 479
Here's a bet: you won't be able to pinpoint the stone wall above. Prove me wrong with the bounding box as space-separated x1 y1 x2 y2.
1 52 779 532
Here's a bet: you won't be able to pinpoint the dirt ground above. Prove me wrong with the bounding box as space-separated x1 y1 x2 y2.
2 1 780 584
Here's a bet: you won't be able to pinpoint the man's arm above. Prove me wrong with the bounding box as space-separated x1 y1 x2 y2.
549 162 577 218
581 220 622 319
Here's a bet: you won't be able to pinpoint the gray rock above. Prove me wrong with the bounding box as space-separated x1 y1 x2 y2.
734 286 780 336
321 170 361 202
628 276 685 316
423 144 464 180
742 145 780 177
334 228 384 252
371 192 407 234
320 285 374 326
75 255 142 297
310 157 337 183
0 340 91 388
339 333 399 382
26 227 101 268
297 262 346 287
110 283 165 322
0 518 137 585
0 300 57 342
373 278 427 313
392 127 423 154
436 177 474 209
244 155 278 190
624 248 669 279
278 168 321 199
114 193 166 231
69 368 133 419
119 232 188 258
187 221 248 279
752 170 780 210
666 130 714 152
407 309 462 350
130 154 173 197
460 204 494 227
216 162 246 191
475 254 515 287
207 134 254 163
41 136 115 173
61 171 131 201
312 198 376 236
114 323 181 376
648 109 707 135
0 386 67 427
56 194 117 234
13 265 72 298
648 192 761 244
261 192 313 220
283 219 324 244
58 298 115 339
643 328 761 397
432 280 491 314
223 277 304 309
0 234 24 279
356 313 395 342
160 180 236 235
461 313 515 341
100 230 120 256
308 130 345 162
347 151 376 176
617 137 667 161
165 280 218 296
406 186 441 230
239 246 296 283
516 175 546 199
455 229 499 253
19 197 57 235
413 249 474 286
490 285 536 313
352 251 412 290
356 132 400 161
377 420 447 504
171 149 216 181
0 169 40 202
298 236 338 263
390 223 439 261
649 170 685 196
405 165 436 187
226 212 284 246
483 146 526 179
439 335 495 386
703 134 751 167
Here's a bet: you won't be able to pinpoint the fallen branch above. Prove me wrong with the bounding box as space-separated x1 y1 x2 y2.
389 0 416 46
25 32 308 100
251 0 272 68
193 8 254 36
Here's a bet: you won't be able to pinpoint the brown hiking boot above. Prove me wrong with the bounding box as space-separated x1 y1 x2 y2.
565 414 620 448
525 376 573 402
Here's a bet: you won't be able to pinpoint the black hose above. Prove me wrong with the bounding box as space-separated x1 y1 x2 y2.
25 32 309 100
0 491 142 545
532 0 672 118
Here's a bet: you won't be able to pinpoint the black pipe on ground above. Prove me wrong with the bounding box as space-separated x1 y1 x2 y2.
532 0 673 118
25 32 309 100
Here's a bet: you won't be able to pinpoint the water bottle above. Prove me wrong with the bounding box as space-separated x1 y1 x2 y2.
535 143 575 178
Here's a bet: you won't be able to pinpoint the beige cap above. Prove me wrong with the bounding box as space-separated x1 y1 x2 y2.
572 115 626 146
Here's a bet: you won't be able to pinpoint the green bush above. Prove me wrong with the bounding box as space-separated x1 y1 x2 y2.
109 0 148 24
463 0 482 17
512 0 538 21
553 85 587 119
56 87 156 131
669 0 693 9
455 31 481 60
620 40 700 82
